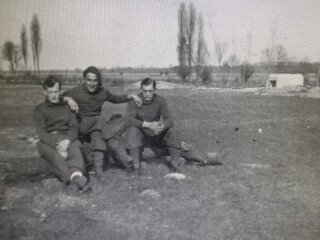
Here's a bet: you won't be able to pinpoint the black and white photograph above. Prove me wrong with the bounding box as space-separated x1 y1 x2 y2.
0 0 319 239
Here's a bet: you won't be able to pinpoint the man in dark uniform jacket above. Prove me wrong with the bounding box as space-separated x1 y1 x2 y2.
125 78 183 172
33 76 87 191
63 66 141 177
125 78 221 173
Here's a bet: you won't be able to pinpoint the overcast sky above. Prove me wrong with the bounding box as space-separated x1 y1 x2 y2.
0 0 319 70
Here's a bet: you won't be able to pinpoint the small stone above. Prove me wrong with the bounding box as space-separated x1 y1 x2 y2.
140 189 161 199
164 173 186 180
207 152 220 160
1 206 8 210
39 212 47 222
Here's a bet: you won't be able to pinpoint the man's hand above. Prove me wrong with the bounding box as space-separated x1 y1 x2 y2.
128 94 142 108
57 139 71 152
64 96 79 112
153 123 165 135
143 121 164 135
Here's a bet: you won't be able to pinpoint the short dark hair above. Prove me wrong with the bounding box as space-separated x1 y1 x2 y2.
83 66 102 86
43 75 61 90
141 78 156 89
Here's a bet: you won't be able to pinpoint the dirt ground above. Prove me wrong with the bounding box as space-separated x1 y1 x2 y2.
0 85 319 240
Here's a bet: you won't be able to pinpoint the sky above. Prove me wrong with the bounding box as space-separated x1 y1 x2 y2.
0 0 319 70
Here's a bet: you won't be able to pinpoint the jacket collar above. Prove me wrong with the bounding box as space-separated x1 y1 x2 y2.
140 93 157 105
44 98 65 107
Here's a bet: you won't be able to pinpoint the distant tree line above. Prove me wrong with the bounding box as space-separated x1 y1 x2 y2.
176 1 320 87
1 14 41 79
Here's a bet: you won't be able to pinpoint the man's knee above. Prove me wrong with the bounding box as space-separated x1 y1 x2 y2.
162 127 181 148
90 131 107 151
38 142 71 182
125 127 143 149
107 136 132 163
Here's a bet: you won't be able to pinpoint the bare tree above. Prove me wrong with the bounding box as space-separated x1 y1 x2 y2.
195 14 209 83
177 2 188 81
2 41 21 76
20 24 28 71
30 14 41 77
214 40 227 87
241 31 253 87
275 44 288 66
317 63 320 87
265 18 278 86
215 41 227 69
186 2 197 79
227 27 237 87
261 47 274 64
228 53 239 87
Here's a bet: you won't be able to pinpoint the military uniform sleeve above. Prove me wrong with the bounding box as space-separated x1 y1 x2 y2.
66 112 80 142
125 100 143 128
33 106 57 148
61 88 78 102
104 89 129 104
159 97 174 129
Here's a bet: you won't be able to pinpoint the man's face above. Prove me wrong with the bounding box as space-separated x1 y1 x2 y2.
141 84 156 102
84 72 99 93
44 82 61 103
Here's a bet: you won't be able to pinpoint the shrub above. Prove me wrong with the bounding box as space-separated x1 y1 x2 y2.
201 66 213 85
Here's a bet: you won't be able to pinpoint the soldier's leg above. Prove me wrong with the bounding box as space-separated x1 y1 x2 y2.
161 128 182 171
90 131 107 178
106 135 134 170
66 140 88 189
125 127 144 173
66 140 85 173
38 141 71 183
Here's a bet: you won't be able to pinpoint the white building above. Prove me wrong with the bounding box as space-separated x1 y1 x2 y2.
267 74 304 88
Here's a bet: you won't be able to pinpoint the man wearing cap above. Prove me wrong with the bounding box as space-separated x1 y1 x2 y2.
33 75 87 191
63 66 141 178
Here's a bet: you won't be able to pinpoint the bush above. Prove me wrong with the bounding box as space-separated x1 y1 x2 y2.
201 66 213 85
176 65 189 82
240 64 253 87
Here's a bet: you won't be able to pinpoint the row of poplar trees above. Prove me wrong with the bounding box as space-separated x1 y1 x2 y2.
2 14 41 77
177 2 209 83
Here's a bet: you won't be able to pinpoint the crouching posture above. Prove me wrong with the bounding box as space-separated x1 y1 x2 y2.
125 78 221 173
33 76 87 191
125 78 185 172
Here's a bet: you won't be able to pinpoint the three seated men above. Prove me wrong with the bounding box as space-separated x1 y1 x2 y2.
34 70 219 190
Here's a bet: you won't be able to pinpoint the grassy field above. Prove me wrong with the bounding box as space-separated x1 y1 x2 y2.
0 84 320 240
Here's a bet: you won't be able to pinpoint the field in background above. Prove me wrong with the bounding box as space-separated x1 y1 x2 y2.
1 70 319 90
0 85 320 240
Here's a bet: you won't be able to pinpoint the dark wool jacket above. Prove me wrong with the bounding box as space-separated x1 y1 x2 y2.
33 99 79 148
125 94 173 130
63 85 129 117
